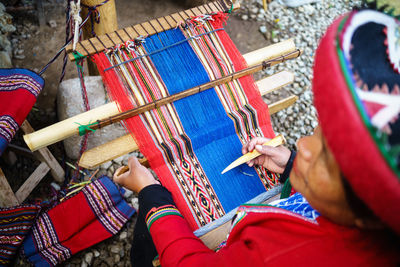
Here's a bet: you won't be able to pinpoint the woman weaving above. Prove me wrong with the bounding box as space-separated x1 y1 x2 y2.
114 9 400 266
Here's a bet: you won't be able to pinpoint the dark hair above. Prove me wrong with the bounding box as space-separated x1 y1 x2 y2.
341 173 378 221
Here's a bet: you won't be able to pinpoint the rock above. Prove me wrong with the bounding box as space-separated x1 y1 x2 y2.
104 256 114 266
48 20 57 28
114 254 120 262
108 165 115 174
84 252 93 265
58 76 127 159
259 25 267 34
100 161 112 170
81 261 88 267
110 244 120 254
123 188 133 199
241 14 248 21
112 155 126 164
119 231 128 241
131 197 139 210
0 51 11 67
93 250 100 257
50 182 61 191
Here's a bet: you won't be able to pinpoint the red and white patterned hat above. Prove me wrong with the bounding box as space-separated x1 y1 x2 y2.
313 9 400 233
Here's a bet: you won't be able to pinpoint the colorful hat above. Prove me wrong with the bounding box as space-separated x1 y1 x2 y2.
313 9 400 233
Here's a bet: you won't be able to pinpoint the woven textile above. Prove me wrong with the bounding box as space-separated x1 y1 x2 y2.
93 13 279 230
0 204 40 266
0 68 43 155
23 177 135 266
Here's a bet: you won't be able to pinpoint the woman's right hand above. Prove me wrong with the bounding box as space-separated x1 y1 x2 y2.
242 137 291 174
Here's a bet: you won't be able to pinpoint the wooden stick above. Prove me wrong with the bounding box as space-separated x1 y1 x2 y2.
268 95 298 114
23 40 298 152
21 120 65 182
221 134 286 174
78 72 297 169
88 49 301 133
15 162 50 203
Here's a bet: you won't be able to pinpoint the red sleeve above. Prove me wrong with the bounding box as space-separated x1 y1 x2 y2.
147 209 264 267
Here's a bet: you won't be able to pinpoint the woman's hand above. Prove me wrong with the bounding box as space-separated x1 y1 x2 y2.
113 157 159 193
242 137 291 174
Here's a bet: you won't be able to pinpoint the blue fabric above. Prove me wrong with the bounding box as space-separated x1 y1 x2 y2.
272 193 320 221
143 28 266 213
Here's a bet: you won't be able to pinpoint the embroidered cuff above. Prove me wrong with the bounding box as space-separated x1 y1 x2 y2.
138 184 175 217
145 205 183 230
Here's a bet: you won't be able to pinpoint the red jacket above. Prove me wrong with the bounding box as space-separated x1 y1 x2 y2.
147 205 399 267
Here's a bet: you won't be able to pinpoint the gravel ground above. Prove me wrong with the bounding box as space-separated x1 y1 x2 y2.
12 0 362 266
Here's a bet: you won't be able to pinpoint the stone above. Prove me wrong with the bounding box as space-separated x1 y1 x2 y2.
131 197 139 210
259 25 267 34
108 165 115 174
110 244 120 254
93 250 100 257
119 231 128 240
48 20 57 28
81 261 88 267
0 51 11 67
112 155 126 164
100 161 112 170
123 188 133 199
84 252 93 265
58 76 127 159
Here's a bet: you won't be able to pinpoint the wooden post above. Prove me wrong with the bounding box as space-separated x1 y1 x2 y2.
81 0 118 75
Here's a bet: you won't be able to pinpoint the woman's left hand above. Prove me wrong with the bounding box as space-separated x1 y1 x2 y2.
113 157 159 193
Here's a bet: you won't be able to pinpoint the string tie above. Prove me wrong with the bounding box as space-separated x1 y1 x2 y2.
76 121 98 136
81 0 110 37
70 0 82 51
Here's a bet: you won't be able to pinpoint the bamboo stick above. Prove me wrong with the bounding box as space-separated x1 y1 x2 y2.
23 102 120 151
24 40 298 152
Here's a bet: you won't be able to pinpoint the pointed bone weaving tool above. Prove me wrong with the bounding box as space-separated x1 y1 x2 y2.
221 134 286 174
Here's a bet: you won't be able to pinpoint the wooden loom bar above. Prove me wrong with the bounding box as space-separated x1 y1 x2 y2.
66 0 240 61
24 40 298 152
79 71 296 169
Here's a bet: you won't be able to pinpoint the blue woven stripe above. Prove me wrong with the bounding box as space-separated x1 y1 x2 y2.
143 28 266 213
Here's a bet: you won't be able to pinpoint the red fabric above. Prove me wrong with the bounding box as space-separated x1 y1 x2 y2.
149 210 399 267
0 89 35 125
47 191 114 254
313 14 400 234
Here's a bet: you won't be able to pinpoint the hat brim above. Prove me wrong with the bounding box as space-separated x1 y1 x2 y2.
313 13 400 233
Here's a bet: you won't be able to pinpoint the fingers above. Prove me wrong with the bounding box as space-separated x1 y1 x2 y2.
242 137 270 154
113 166 127 186
255 144 283 157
